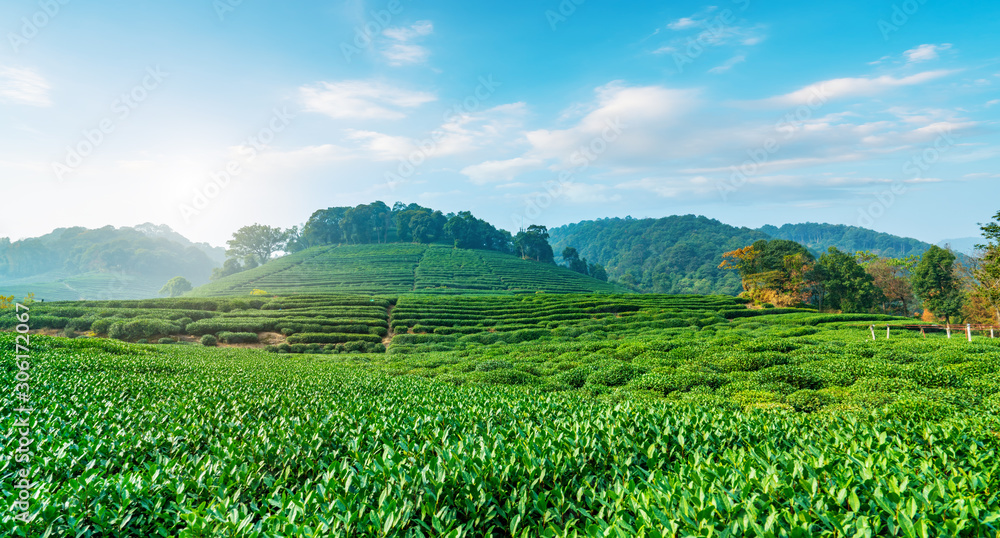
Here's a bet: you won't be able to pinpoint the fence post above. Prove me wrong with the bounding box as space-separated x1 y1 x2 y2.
920 327 926 338
946 325 951 339
992 328 995 339
967 324 972 342
887 326 890 340
870 325 876 341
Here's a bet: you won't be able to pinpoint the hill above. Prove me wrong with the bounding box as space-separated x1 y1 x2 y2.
758 223 932 258
937 236 983 256
0 224 223 301
548 215 769 295
549 216 939 295
188 243 624 297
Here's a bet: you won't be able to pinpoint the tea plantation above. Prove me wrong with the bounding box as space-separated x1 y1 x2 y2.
4 293 1000 536
188 244 623 296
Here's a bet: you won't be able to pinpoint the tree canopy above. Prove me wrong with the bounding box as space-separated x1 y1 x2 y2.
912 245 963 323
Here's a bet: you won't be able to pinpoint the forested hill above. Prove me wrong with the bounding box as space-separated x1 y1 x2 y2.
548 216 769 295
548 216 937 295
0 224 223 301
758 223 931 259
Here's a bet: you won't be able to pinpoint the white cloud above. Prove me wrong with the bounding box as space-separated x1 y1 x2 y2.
345 102 528 162
346 130 416 160
0 66 52 107
299 80 435 120
525 82 699 165
383 44 430 65
752 70 955 107
709 55 746 74
383 20 433 41
986 99 1000 108
904 43 951 63
667 17 699 30
382 20 433 65
461 157 545 184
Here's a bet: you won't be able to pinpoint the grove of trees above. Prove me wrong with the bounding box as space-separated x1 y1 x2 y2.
214 202 562 281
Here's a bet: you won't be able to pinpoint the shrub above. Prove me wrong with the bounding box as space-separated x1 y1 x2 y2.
288 333 382 345
555 366 594 388
588 363 644 387
470 369 538 386
786 389 837 413
884 396 954 421
157 337 176 344
474 359 512 372
217 332 259 344
753 365 832 390
108 319 180 341
200 334 218 347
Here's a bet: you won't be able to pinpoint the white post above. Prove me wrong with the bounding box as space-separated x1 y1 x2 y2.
946 325 951 339
992 328 995 339
870 325 876 341
887 326 890 340
967 324 972 342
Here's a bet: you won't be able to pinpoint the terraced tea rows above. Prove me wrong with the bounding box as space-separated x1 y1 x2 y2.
2 295 392 353
188 244 622 297
4 333 1000 536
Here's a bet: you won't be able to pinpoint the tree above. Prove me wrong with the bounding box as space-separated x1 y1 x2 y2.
912 245 963 323
855 251 917 315
816 248 882 313
211 258 245 281
965 211 1000 324
301 207 348 246
720 240 815 306
159 276 193 297
562 247 589 274
226 224 289 266
515 225 554 263
588 263 608 282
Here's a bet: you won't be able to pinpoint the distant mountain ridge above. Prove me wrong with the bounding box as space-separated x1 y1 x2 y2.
758 223 930 259
549 216 939 295
0 224 223 301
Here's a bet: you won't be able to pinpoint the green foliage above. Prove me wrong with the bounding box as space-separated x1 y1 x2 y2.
200 334 217 346
912 245 964 322
816 247 883 312
217 331 259 344
159 276 193 298
7 326 1000 536
226 223 291 267
107 319 180 341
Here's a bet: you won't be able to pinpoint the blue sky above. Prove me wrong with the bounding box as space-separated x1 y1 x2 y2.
1 0 998 247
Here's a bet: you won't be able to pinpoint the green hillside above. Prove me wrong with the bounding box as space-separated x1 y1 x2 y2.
549 216 939 295
548 215 769 295
759 223 932 258
188 243 624 297
0 224 223 301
